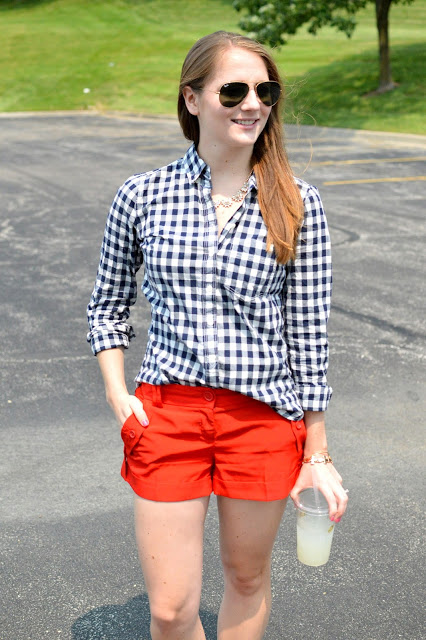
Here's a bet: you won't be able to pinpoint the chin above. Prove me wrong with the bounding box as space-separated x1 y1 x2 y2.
233 130 262 146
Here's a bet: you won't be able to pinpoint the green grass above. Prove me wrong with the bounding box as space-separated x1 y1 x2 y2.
283 43 426 133
0 0 425 133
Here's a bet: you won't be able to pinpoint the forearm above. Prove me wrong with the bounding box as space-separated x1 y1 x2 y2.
96 347 148 426
96 346 128 406
303 411 328 456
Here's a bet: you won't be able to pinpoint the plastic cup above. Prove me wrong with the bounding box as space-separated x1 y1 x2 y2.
296 488 336 567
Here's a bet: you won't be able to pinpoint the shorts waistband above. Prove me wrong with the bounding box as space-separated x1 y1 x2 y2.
138 382 258 409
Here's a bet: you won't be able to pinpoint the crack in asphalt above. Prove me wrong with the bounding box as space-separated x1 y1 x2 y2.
332 304 425 341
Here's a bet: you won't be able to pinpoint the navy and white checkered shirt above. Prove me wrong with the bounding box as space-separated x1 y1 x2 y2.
87 144 332 420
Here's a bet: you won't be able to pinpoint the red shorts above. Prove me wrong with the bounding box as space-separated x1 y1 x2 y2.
121 383 306 502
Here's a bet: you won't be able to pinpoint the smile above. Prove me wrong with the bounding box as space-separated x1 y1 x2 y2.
231 119 258 126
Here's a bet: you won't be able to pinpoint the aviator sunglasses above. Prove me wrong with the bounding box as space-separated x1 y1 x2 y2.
214 81 281 108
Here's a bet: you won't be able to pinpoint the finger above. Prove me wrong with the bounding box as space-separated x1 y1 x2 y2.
128 395 149 426
321 476 347 521
311 465 339 520
320 484 339 521
326 465 348 519
334 485 349 520
290 466 314 506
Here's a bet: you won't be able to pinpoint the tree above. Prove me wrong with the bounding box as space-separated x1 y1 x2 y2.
233 0 414 93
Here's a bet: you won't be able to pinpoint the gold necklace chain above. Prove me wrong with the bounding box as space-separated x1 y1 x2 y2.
212 177 250 209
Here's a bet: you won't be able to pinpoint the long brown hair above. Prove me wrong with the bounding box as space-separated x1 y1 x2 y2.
177 31 303 265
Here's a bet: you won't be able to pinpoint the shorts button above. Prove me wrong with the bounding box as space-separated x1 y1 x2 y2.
129 429 136 438
296 422 302 430
203 390 214 402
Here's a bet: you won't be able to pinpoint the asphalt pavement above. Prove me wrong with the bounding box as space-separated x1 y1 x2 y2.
0 112 425 640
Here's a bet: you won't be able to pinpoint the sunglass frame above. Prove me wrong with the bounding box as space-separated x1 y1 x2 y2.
215 81 281 108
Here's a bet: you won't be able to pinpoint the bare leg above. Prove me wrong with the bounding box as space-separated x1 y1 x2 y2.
134 495 210 640
217 497 287 640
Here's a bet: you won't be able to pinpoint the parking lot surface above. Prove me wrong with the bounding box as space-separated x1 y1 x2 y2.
1 112 425 639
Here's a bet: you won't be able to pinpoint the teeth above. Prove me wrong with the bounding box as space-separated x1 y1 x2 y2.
235 120 256 125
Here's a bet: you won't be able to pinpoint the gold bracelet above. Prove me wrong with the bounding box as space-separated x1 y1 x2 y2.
302 452 333 465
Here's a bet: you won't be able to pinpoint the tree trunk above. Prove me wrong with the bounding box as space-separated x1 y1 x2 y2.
375 0 397 92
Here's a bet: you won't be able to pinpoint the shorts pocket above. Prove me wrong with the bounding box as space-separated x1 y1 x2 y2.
121 413 146 456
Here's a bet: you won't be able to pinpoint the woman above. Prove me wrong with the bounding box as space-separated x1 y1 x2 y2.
87 31 348 640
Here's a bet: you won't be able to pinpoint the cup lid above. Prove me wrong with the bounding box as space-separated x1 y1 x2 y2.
297 488 329 516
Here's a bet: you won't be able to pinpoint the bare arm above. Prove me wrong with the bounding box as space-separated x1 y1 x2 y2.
290 410 348 521
97 347 148 427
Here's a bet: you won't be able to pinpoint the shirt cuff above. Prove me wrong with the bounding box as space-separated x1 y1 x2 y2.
296 383 333 413
86 322 135 355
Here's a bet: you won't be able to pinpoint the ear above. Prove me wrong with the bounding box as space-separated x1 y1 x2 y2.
182 86 200 116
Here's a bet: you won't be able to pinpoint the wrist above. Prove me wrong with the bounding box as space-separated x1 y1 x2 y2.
302 452 333 465
303 445 328 457
105 387 129 408
303 411 327 456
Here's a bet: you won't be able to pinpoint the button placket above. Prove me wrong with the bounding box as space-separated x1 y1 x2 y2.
200 177 219 385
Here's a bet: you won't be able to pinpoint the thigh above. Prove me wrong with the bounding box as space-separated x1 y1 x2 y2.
134 495 210 608
218 496 287 573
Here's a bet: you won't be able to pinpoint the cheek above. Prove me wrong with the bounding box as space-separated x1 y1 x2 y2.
257 107 272 132
261 105 272 120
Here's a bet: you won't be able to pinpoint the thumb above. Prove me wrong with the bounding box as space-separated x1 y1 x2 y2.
290 485 301 507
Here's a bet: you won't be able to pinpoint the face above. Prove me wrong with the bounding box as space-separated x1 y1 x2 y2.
183 47 273 153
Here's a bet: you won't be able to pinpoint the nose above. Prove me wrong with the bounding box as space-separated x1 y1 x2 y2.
240 88 260 110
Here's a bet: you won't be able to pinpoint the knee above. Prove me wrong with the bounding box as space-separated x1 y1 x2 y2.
150 598 199 635
225 564 270 597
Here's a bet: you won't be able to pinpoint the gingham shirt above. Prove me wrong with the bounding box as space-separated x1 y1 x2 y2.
87 144 332 420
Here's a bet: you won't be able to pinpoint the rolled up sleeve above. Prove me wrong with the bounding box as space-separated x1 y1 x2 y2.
283 184 333 411
87 177 143 355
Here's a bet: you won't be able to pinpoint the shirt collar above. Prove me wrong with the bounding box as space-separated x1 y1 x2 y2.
248 171 257 192
183 143 258 192
183 144 210 183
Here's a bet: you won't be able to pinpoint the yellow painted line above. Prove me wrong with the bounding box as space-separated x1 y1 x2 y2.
313 156 426 166
323 176 426 186
290 145 356 153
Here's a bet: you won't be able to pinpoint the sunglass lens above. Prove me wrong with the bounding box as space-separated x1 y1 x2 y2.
257 81 281 106
219 82 248 107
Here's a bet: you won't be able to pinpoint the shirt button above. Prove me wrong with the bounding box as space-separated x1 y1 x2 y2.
204 390 214 402
206 284 213 294
206 316 214 326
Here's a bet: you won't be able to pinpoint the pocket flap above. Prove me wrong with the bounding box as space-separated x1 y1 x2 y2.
121 413 145 455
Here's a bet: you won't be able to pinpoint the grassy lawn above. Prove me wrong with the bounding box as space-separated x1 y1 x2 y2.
0 0 425 133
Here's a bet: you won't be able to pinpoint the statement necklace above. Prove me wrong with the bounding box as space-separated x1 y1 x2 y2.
212 177 250 209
